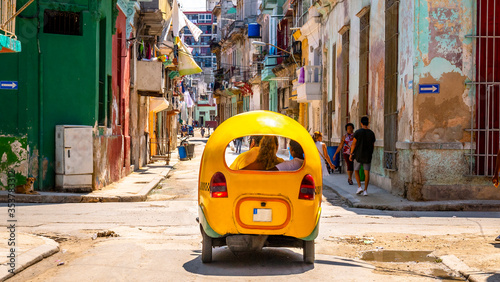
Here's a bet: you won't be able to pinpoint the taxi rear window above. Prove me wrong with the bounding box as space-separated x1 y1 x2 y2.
225 135 305 172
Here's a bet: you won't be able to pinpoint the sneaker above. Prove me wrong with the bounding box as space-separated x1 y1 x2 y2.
356 187 363 195
496 235 500 241
363 191 368 196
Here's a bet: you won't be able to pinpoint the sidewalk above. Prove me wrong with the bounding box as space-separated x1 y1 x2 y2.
0 156 179 204
323 173 500 211
0 233 59 281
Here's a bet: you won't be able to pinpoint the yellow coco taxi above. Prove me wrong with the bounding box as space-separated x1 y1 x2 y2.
198 111 322 264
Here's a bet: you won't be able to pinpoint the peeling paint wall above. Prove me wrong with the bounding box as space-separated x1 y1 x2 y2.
0 137 30 189
413 0 474 144
323 0 488 200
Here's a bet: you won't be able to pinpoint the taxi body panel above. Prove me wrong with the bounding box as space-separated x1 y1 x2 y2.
198 111 322 241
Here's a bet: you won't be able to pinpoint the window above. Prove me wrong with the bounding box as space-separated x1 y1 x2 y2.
200 25 212 34
225 136 305 172
339 25 350 126
199 14 212 23
44 10 82 35
187 14 198 22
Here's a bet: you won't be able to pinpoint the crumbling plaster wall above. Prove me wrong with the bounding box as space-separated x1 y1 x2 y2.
410 0 475 200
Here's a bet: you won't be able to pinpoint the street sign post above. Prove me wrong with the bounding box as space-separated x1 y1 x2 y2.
419 84 440 94
0 81 18 90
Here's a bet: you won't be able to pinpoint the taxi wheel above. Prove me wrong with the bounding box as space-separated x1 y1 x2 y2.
201 227 213 263
303 240 315 264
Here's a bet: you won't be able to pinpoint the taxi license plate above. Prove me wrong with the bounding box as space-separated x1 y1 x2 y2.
253 208 272 222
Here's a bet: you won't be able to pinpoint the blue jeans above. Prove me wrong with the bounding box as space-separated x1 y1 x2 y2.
235 139 242 153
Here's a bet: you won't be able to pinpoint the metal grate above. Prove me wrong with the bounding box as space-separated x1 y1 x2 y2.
465 0 500 176
44 10 82 36
383 0 399 171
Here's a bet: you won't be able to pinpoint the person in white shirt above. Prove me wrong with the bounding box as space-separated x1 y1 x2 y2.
276 140 304 171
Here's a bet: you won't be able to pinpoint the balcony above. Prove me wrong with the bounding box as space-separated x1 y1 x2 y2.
261 57 276 81
295 66 321 102
136 61 164 96
262 0 285 14
223 20 244 40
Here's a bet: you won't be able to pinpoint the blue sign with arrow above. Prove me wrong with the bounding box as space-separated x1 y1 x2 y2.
0 81 18 90
419 84 439 94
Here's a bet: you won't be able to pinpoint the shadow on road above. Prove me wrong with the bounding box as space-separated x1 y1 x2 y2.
183 247 373 277
487 273 500 281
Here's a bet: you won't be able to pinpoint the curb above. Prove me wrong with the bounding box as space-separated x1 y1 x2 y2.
323 183 500 212
439 255 496 282
0 235 59 281
0 161 177 204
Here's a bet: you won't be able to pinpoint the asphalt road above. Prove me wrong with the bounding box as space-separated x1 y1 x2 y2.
5 136 500 281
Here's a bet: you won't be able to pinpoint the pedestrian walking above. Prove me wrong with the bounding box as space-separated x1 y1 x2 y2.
333 123 355 185
491 149 500 241
235 137 243 154
313 131 335 177
349 116 376 196
201 127 205 138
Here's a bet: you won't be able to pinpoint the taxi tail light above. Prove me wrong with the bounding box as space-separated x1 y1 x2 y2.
210 172 228 198
299 174 315 200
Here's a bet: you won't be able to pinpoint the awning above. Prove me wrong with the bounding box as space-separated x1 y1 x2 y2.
150 97 170 112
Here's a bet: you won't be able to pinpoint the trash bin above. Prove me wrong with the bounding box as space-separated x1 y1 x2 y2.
327 146 341 173
186 143 195 159
178 146 187 160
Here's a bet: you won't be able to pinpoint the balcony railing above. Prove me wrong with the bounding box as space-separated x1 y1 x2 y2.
261 57 277 81
1 0 16 37
295 66 321 102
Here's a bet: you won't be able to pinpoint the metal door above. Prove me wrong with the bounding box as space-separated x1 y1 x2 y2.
466 0 500 176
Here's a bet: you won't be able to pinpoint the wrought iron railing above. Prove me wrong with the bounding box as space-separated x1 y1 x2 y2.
0 0 16 37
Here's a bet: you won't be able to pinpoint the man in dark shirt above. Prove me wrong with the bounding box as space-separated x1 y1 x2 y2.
349 116 376 196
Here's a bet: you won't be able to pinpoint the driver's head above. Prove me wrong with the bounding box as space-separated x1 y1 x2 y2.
249 135 264 148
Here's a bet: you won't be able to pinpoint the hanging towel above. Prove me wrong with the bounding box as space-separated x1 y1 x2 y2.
298 67 305 83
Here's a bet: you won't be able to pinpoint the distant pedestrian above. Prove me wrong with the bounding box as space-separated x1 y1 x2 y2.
491 149 500 241
313 131 335 177
235 137 243 154
333 123 355 185
181 125 188 137
349 116 376 196
201 127 205 138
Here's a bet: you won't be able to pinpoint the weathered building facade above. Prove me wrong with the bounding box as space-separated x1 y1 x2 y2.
321 0 498 200
0 0 175 191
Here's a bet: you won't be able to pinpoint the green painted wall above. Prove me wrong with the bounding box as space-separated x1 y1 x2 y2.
0 0 116 190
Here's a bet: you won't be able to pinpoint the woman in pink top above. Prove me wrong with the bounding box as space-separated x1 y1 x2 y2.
333 123 355 185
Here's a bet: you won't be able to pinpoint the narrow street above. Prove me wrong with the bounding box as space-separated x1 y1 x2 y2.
4 132 499 281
